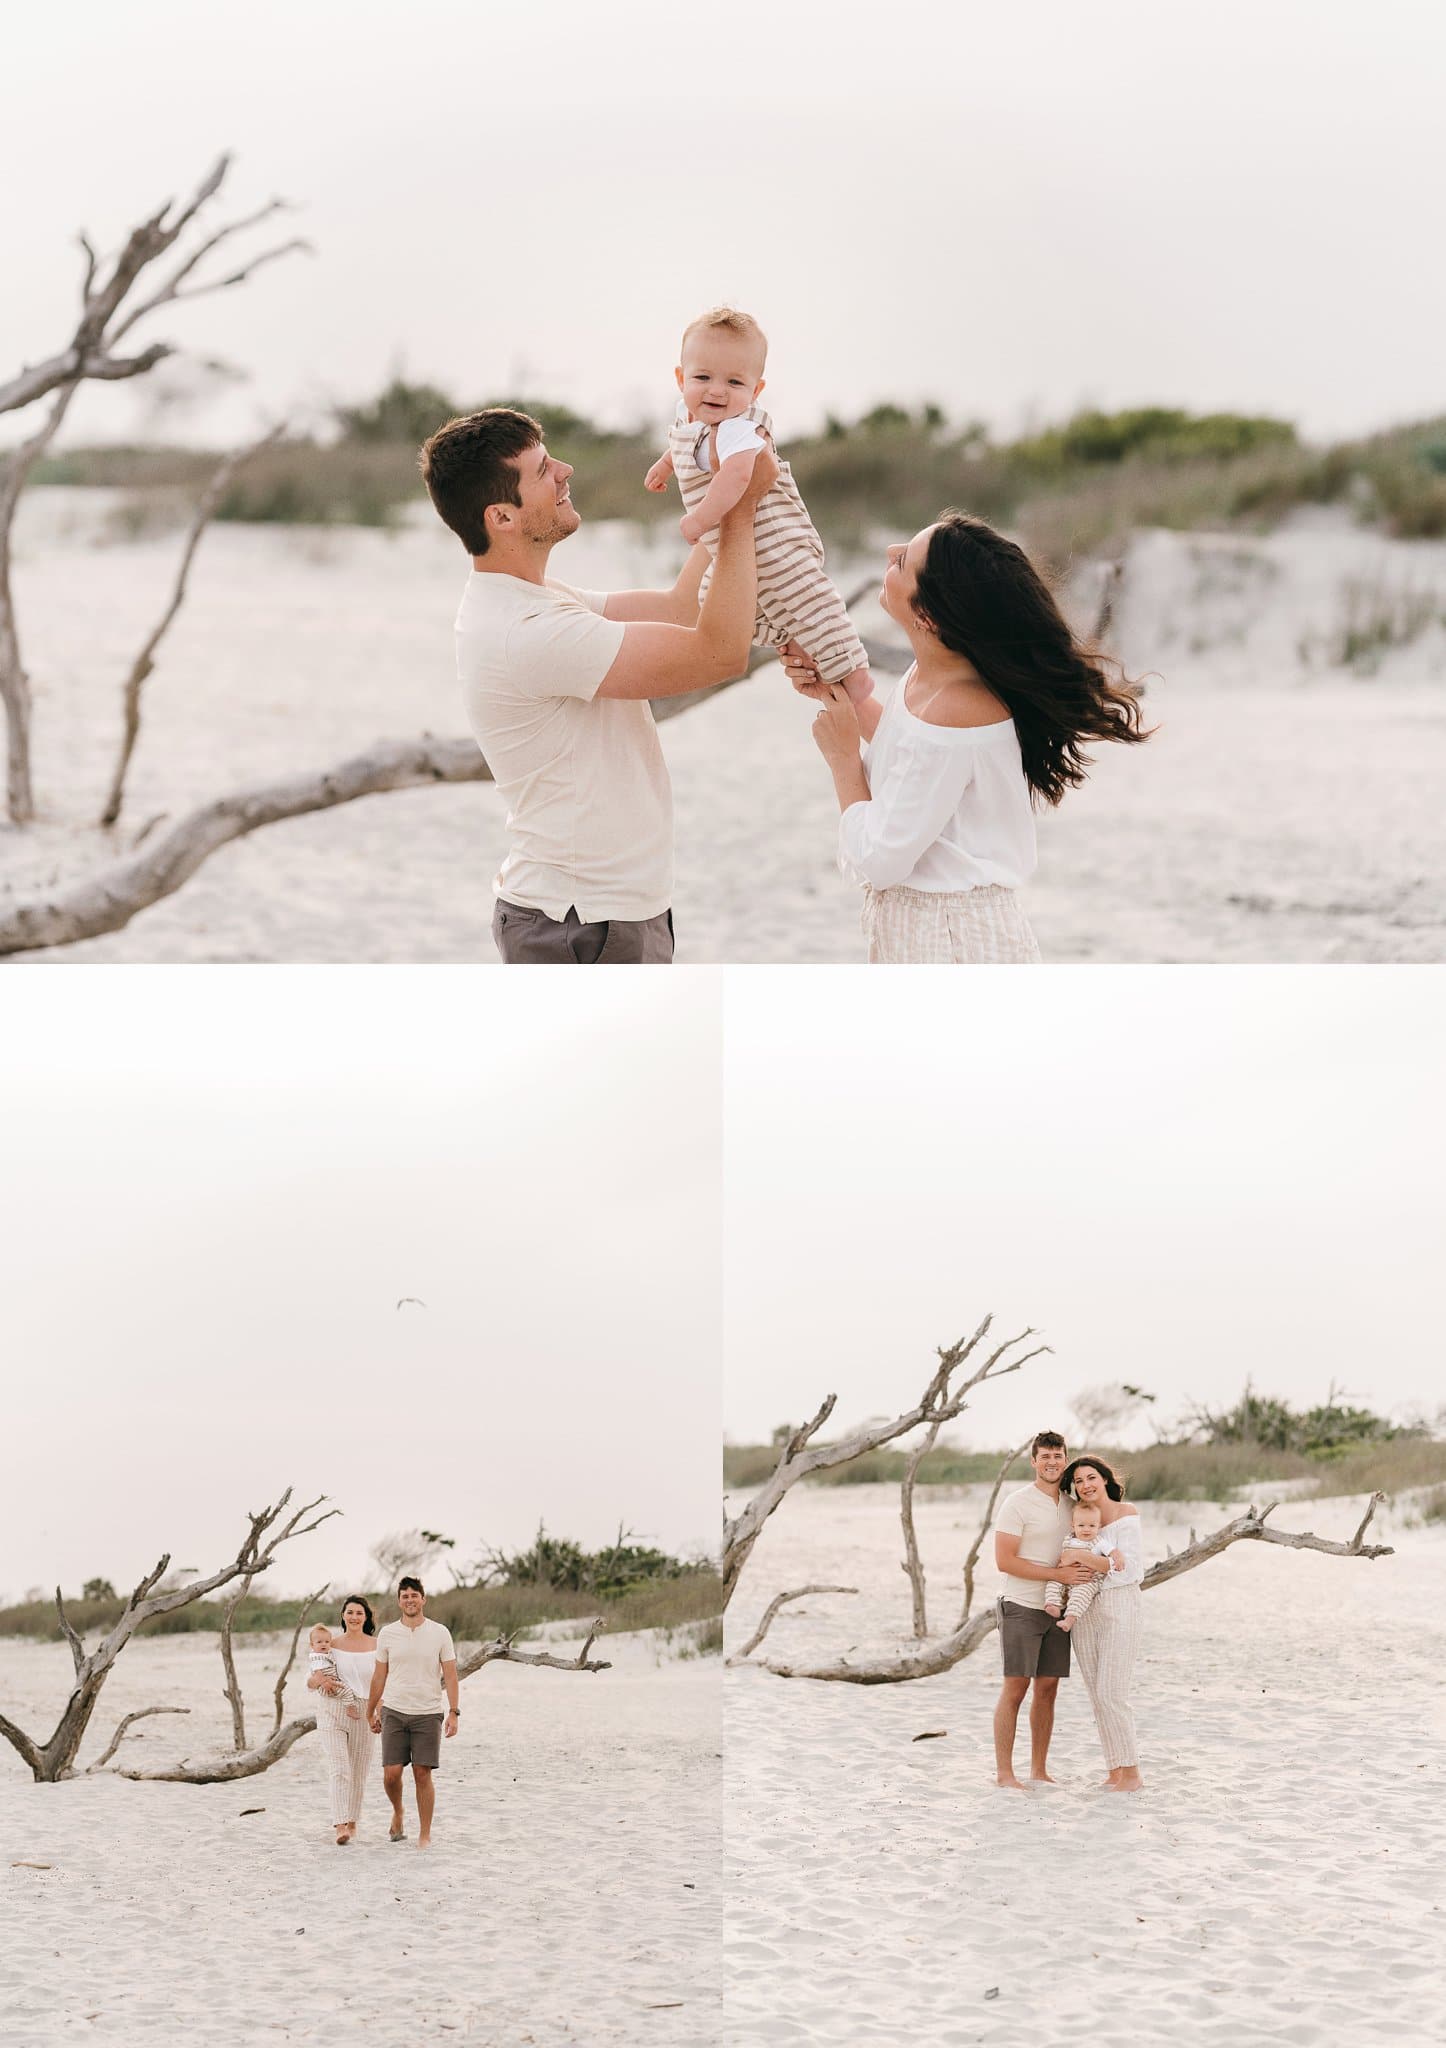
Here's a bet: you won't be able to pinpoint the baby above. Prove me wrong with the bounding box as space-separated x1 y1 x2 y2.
307 1624 362 1720
1044 1501 1122 1632
644 306 874 704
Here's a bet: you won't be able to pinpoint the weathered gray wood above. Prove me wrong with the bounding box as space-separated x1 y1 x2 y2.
115 1715 316 1783
727 1586 858 1666
89 1706 191 1771
99 425 288 826
759 1493 1393 1685
456 1619 611 1680
0 1490 338 1781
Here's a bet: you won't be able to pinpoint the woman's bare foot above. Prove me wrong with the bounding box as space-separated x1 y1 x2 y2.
1107 1767 1144 1793
334 1824 351 1845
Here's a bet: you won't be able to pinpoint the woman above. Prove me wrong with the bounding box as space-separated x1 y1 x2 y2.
1059 1456 1144 1792
306 1594 378 1844
786 513 1149 962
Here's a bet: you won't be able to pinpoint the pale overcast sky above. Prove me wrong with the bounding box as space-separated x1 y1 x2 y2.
0 971 721 1600
3 1 1442 450
723 969 1445 1447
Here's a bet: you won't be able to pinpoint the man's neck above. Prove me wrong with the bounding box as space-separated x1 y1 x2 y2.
400 1611 426 1630
1032 1477 1061 1503
470 541 552 586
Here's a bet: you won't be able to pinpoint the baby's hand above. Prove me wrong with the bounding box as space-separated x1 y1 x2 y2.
679 511 707 545
644 456 673 493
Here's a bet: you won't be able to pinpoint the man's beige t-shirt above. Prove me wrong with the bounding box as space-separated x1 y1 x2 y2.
374 1617 456 1714
994 1483 1072 1611
455 572 673 924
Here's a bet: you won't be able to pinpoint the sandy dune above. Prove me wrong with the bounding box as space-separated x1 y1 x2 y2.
1 1627 720 2046
723 1482 1443 2047
4 493 1443 962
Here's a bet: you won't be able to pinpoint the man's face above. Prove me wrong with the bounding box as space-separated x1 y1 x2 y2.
506 441 579 546
398 1585 425 1619
1032 1441 1068 1486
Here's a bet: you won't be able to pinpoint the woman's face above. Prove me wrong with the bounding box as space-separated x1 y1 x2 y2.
341 1601 368 1634
1072 1463 1107 1506
880 525 933 627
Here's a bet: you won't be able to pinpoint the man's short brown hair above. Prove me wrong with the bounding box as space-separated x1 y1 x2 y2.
1030 1430 1067 1456
419 407 542 556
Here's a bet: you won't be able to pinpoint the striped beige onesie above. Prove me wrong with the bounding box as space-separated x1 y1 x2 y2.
666 401 867 684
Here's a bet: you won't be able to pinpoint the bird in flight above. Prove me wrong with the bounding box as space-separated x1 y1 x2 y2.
396 1297 427 1311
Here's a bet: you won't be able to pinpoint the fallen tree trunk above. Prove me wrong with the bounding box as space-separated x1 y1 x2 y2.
753 1493 1393 1684
114 1715 316 1782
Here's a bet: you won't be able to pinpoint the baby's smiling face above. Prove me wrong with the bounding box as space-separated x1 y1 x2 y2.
309 1625 334 1653
676 330 765 425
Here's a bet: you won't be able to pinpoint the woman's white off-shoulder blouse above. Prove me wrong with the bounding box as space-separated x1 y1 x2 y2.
837 667 1037 894
1102 1512 1144 1586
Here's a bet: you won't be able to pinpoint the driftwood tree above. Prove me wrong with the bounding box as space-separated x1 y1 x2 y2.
722 1315 1045 1604
724 1321 1395 1683
0 155 306 824
0 1490 337 1782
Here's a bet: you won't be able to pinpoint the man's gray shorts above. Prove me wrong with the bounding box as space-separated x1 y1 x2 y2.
492 899 674 965
998 1599 1072 1680
380 1708 444 1770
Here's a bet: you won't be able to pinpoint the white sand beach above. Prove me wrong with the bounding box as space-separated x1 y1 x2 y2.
4 492 1443 963
723 1482 1444 2047
1 1626 721 2046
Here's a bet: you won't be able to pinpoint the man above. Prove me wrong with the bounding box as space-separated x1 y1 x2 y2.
366 1576 459 1848
420 406 779 964
992 1431 1110 1789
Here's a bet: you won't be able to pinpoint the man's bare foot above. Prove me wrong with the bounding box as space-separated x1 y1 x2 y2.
1029 1772 1060 1786
995 1772 1027 1790
417 1835 432 1849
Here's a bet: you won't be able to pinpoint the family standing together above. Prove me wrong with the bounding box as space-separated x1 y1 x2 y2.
305 1577 459 1847
421 306 1149 967
992 1431 1145 1792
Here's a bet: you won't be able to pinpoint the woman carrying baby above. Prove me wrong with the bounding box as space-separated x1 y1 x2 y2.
306 1594 379 1844
789 514 1149 962
1059 1456 1145 1792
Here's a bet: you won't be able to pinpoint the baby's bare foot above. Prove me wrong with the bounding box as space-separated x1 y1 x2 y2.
1058 1617 1074 1633
1044 1604 1061 1618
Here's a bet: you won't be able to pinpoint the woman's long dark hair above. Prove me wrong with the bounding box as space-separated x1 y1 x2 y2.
1060 1455 1125 1502
912 513 1150 806
338 1595 376 1636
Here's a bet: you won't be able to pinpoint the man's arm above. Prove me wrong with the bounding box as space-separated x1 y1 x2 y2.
594 451 778 701
365 1660 387 1730
442 1659 459 1736
995 1531 1093 1586
602 544 709 625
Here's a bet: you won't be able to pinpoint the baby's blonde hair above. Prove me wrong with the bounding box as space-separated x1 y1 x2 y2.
680 305 768 368
1072 1499 1102 1522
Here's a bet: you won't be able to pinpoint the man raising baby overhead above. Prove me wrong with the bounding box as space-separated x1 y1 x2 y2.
646 307 875 707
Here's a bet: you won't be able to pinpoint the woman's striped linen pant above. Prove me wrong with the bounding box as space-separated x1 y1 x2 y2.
316 1697 375 1825
1070 1583 1142 1769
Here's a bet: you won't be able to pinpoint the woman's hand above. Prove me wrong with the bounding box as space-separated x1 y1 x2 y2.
810 683 863 767
781 640 827 699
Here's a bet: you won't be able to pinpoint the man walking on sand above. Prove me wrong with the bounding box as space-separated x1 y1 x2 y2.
420 406 779 964
366 1577 459 1848
992 1431 1110 1789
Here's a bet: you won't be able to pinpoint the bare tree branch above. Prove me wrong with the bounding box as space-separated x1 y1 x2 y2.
959 1439 1031 1627
272 1585 329 1739
456 1621 612 1680
54 1592 87 1679
727 1586 858 1666
723 1316 1046 1604
99 424 289 826
756 1495 1394 1684
218 1575 255 1753
899 1337 1045 1638
89 1706 191 1771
